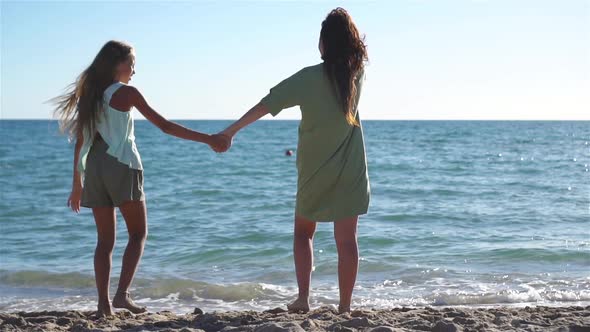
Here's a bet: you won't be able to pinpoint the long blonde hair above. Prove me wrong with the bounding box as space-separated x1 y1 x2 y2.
51 40 134 140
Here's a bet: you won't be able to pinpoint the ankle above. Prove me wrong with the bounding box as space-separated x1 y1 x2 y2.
98 297 110 304
115 290 129 296
97 300 111 310
338 303 351 313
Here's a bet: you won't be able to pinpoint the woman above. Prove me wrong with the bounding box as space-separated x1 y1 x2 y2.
218 8 369 313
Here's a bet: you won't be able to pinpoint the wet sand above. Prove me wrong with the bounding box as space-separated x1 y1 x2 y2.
1 305 589 331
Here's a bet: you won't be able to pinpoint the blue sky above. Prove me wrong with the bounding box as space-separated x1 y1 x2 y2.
1 1 589 120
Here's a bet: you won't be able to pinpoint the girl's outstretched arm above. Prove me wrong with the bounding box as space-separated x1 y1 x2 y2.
217 102 270 151
67 132 83 213
126 86 228 151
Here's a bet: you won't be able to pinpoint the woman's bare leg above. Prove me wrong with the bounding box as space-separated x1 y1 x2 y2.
334 215 359 313
287 215 316 312
112 200 148 314
92 207 116 317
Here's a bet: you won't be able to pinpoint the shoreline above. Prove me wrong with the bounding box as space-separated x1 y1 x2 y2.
1 304 589 332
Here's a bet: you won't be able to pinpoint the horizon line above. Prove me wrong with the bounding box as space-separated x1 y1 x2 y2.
1 118 589 122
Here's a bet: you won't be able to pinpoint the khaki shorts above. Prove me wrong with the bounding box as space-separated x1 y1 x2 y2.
81 136 145 208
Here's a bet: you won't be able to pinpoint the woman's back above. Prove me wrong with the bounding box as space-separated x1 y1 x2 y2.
260 63 369 221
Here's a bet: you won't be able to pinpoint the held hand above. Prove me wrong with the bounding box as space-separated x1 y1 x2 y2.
67 185 82 213
218 131 235 152
218 133 233 152
209 133 232 153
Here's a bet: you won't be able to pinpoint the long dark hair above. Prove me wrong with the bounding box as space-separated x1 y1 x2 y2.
51 40 134 140
320 8 368 126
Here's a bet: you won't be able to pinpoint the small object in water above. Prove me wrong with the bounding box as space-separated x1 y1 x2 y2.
285 150 294 156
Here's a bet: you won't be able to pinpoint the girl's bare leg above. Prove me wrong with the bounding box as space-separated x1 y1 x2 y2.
92 207 117 317
112 200 148 314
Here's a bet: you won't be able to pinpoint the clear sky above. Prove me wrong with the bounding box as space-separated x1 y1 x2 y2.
1 0 589 120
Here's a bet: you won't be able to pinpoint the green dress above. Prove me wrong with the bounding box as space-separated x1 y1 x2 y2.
260 63 370 221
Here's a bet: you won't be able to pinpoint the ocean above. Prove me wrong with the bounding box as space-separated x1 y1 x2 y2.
0 120 588 313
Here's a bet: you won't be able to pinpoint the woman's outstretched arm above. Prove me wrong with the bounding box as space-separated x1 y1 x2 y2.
216 102 270 151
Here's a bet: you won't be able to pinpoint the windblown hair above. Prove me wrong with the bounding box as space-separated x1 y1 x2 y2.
51 40 134 140
320 8 368 126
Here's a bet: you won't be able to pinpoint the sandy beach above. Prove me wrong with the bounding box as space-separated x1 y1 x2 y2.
1 305 589 332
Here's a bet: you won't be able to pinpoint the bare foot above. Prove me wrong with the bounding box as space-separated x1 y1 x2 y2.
112 291 147 314
96 301 114 318
287 297 310 313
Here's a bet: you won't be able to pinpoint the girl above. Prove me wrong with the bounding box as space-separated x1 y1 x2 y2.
52 40 227 317
217 8 369 313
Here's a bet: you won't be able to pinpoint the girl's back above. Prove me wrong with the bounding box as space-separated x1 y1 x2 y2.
78 82 142 174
